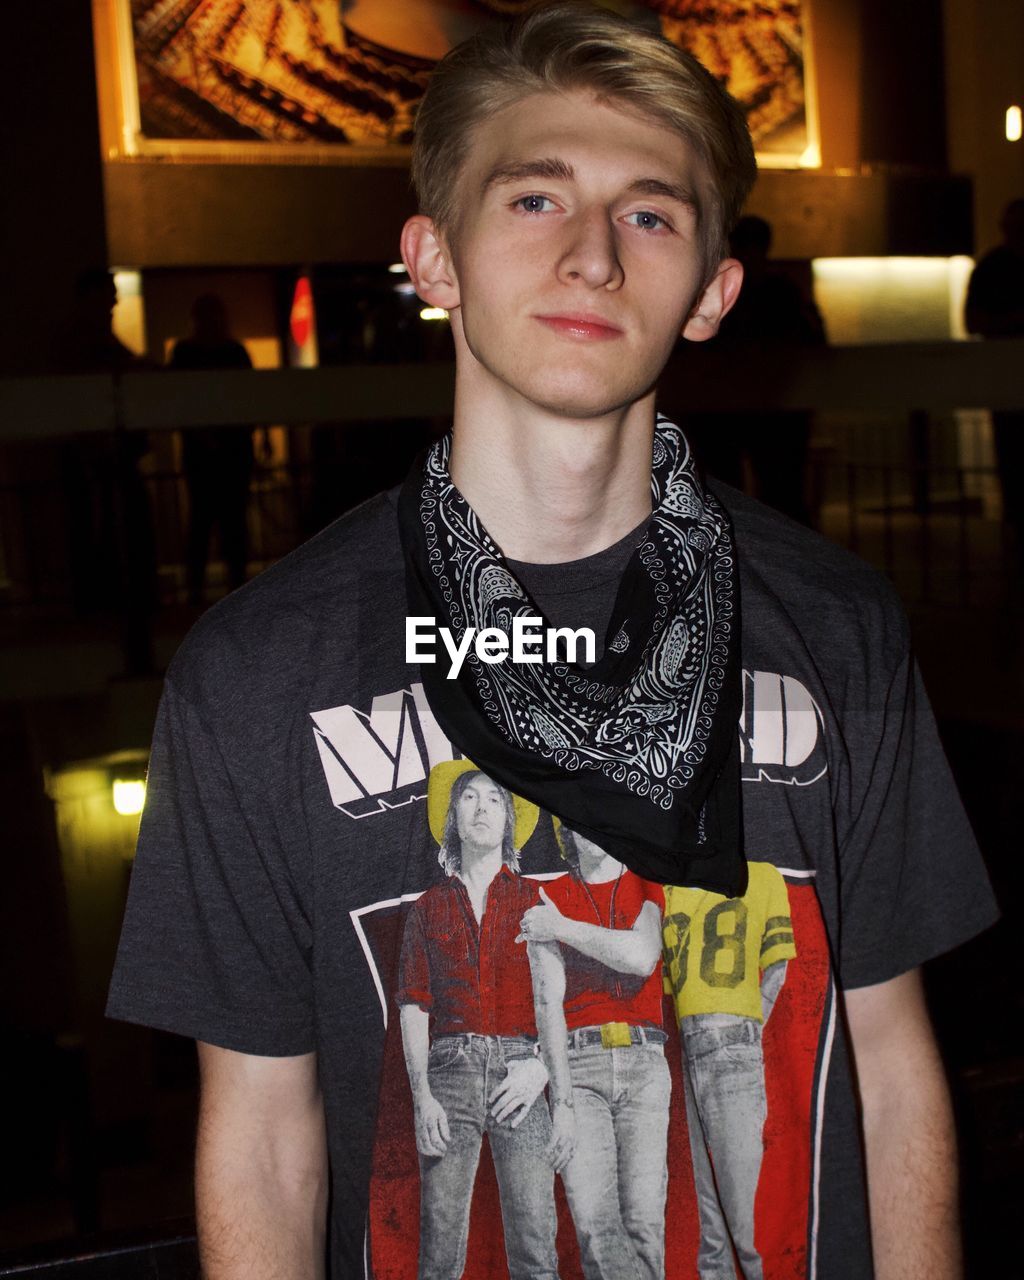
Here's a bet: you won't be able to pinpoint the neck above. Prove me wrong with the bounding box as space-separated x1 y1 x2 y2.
449 378 655 565
458 844 503 888
580 853 624 884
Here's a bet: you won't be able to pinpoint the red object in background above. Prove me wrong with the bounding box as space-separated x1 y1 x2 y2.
290 275 314 349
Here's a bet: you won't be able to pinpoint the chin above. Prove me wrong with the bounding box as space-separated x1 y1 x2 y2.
529 379 653 421
506 362 629 414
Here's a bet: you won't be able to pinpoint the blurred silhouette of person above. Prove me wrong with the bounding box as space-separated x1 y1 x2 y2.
170 294 258 604
54 268 157 619
54 268 141 375
965 198 1024 540
688 215 826 524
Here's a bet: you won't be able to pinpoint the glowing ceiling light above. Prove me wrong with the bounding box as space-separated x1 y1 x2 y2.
420 307 449 321
1007 106 1022 142
798 141 821 168
112 779 146 816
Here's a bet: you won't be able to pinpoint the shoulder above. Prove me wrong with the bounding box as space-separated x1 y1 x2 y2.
967 246 1017 291
166 489 403 712
745 859 787 893
713 481 909 673
409 881 452 916
972 245 1010 272
664 883 712 912
169 338 194 363
622 870 664 909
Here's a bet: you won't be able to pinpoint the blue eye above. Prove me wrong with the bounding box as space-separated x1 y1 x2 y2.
516 194 554 213
627 210 667 231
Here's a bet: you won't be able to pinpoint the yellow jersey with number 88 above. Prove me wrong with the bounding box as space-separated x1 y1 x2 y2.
663 861 797 1023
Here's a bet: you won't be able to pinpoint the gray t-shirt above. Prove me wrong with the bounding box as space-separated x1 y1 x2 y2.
107 482 996 1279
506 517 648 663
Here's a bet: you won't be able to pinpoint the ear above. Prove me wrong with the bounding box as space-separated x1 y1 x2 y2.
681 257 744 343
401 215 461 312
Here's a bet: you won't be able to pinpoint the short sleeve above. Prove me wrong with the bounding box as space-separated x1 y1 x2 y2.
396 905 432 1010
836 654 998 989
106 680 315 1055
761 868 796 967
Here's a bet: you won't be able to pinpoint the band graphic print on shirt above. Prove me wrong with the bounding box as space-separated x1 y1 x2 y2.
352 759 833 1279
309 667 829 825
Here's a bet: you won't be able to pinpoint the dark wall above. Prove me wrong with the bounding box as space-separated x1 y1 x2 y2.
0 3 109 373
858 0 948 169
105 161 417 268
0 0 962 323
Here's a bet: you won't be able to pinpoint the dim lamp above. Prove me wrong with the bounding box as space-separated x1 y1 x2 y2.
112 778 147 816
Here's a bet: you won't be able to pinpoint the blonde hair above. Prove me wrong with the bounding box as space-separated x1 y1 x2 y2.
411 1 756 276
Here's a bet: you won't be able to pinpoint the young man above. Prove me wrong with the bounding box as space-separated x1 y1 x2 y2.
108 5 997 1278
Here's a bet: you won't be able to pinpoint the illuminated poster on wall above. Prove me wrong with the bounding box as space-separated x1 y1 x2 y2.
110 0 813 164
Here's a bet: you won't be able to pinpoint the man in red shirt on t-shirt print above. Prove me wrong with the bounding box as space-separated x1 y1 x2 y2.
396 761 563 1279
519 822 669 1280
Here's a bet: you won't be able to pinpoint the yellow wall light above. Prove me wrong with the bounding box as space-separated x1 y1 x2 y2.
112 778 147 816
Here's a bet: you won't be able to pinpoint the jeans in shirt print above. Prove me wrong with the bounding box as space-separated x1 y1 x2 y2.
664 866 797 1280
560 1040 671 1280
682 1017 767 1280
523 836 672 1280
417 1034 557 1280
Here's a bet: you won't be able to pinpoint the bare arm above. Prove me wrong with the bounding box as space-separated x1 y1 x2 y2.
527 939 576 1171
195 1043 327 1280
760 959 788 1023
844 968 961 1280
520 893 662 976
398 1003 451 1157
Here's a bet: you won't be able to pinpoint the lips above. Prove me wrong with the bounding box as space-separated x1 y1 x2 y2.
535 313 624 340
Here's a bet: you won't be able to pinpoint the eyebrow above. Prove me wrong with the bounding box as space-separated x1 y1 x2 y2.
481 157 575 192
481 158 697 210
626 177 698 210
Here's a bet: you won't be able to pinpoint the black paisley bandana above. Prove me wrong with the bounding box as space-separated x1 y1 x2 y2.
398 416 746 894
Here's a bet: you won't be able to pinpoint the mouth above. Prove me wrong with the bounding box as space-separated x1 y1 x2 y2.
534 313 624 341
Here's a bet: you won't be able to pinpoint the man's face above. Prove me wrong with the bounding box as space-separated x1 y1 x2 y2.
572 832 610 870
455 774 509 853
435 89 717 420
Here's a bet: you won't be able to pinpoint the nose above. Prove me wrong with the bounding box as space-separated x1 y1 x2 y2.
557 207 624 290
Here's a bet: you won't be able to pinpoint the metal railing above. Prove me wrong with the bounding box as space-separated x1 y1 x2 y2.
0 1226 197 1277
1 342 1020 626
